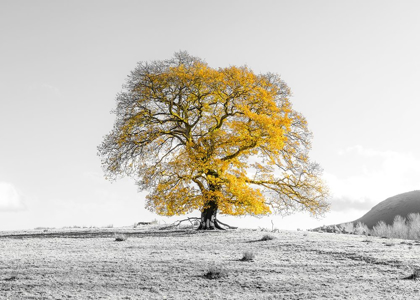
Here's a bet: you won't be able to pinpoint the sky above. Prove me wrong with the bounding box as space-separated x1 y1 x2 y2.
0 0 419 231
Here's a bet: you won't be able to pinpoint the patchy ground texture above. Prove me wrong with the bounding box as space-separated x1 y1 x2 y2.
1 227 420 299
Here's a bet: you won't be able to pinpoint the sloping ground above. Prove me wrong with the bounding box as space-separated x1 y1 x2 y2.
353 190 420 228
1 228 420 299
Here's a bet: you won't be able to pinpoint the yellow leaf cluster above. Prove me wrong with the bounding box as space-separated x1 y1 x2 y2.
99 52 329 219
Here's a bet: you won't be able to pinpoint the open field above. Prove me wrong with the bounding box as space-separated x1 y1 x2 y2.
1 227 420 299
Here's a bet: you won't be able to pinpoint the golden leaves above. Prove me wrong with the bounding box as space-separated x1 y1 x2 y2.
99 52 329 218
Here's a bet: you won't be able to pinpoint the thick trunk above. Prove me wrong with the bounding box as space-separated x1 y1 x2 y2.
197 200 224 230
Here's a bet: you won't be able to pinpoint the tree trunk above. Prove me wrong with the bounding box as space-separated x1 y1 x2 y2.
197 200 225 230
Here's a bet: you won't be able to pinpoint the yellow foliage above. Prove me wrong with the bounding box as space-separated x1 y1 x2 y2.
98 52 329 218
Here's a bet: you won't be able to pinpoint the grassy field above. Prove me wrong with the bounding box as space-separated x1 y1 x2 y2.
1 227 420 299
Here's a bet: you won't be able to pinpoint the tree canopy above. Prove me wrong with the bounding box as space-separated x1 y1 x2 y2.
98 51 329 229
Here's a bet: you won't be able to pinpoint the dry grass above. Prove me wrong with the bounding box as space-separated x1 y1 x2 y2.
240 251 255 261
341 213 420 240
203 264 228 279
114 233 127 242
370 214 420 240
261 234 276 241
1 228 420 299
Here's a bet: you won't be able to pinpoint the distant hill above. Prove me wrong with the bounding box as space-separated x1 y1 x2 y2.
353 190 420 229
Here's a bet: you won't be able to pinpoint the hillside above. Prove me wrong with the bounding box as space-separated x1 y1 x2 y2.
1 227 420 299
353 190 420 228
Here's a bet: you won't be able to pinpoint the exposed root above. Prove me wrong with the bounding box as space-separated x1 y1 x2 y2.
216 219 238 230
197 218 238 230
159 217 201 230
159 217 237 231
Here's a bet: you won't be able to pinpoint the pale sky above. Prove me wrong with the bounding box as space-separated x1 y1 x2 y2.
1 0 419 231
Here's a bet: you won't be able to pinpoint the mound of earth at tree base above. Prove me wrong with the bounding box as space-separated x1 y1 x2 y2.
312 190 420 233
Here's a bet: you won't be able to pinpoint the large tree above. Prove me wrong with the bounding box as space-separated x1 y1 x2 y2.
98 52 329 230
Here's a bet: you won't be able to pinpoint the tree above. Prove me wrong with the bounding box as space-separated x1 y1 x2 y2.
98 51 329 230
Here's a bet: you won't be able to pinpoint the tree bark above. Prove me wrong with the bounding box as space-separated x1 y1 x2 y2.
197 200 225 230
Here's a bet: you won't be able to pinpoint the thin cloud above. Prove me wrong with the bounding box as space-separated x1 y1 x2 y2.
0 182 26 211
324 146 420 212
328 196 377 212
